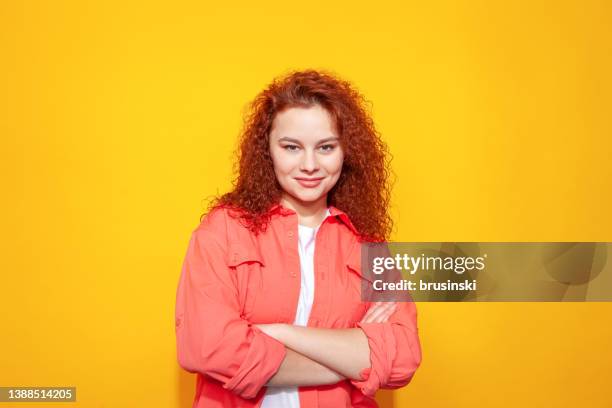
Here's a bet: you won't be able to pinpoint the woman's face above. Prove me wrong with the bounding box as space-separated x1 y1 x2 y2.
269 104 344 206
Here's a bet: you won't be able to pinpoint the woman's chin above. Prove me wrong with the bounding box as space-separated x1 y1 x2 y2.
289 190 326 204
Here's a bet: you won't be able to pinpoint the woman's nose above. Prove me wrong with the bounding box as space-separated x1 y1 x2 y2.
300 150 319 172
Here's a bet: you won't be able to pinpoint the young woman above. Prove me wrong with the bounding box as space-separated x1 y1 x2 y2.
175 69 422 408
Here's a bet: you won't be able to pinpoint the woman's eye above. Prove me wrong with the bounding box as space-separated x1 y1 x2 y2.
283 145 299 151
320 144 336 152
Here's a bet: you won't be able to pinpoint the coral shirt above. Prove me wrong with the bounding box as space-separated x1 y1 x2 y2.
174 203 422 408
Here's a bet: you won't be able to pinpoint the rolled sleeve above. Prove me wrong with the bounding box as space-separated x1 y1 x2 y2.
350 301 422 397
175 210 287 399
222 324 287 398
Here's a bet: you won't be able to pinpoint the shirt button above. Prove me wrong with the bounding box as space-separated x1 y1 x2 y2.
287 231 294 238
291 272 297 277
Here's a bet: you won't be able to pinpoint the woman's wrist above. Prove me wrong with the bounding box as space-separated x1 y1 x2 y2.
254 323 290 344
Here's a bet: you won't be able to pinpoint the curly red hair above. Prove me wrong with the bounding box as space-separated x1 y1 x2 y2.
203 68 394 242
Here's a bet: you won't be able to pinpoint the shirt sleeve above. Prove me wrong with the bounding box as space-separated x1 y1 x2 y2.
345 238 422 397
174 210 287 399
349 300 422 397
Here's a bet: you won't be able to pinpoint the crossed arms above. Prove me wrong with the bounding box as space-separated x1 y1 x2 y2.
256 302 398 387
175 227 421 399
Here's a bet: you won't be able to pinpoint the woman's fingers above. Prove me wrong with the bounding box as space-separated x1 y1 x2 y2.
361 302 397 323
361 302 387 322
364 303 390 323
374 303 397 323
360 302 381 322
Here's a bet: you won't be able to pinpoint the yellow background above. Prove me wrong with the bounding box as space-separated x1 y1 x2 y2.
2 1 611 407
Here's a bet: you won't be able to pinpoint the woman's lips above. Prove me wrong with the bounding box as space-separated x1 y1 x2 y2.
295 177 324 188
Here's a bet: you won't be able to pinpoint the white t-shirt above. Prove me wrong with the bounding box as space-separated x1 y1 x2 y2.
261 208 330 407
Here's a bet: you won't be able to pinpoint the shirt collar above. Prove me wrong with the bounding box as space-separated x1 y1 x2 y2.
327 206 360 236
268 202 360 237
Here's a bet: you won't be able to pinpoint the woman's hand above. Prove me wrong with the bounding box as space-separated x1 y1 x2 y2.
360 301 397 323
255 302 397 334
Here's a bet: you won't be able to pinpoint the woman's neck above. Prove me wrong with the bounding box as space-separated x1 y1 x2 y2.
280 193 329 228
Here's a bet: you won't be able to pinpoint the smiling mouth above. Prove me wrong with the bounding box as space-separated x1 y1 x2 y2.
295 177 324 188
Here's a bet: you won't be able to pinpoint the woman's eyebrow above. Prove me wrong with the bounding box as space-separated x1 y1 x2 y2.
277 136 339 144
